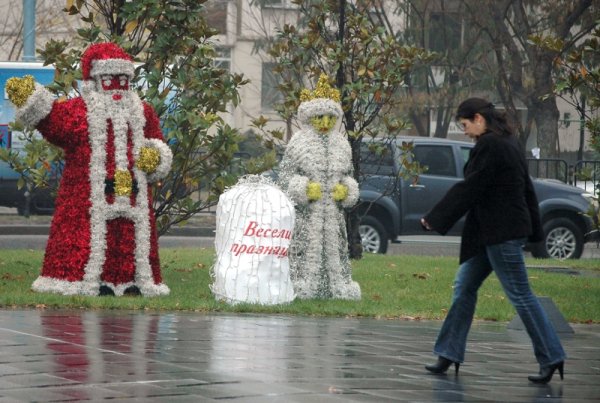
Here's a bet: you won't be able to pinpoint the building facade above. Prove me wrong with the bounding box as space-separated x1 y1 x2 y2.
0 0 594 161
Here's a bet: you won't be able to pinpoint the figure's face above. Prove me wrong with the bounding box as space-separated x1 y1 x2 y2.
458 113 486 140
99 74 129 91
310 114 337 134
97 74 130 101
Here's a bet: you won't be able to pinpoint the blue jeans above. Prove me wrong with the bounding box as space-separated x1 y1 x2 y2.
433 238 566 366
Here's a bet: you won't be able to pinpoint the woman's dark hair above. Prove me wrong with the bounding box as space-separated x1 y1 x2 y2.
455 97 513 136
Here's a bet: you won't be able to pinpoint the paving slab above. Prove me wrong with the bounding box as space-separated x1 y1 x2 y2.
0 309 598 402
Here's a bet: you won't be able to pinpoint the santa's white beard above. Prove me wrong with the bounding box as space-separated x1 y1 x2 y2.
81 80 141 121
81 80 146 189
94 90 139 118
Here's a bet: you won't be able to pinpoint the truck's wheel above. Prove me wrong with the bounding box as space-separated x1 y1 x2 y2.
531 217 584 260
359 216 388 254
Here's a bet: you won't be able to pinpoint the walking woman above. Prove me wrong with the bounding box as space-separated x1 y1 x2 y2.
420 98 566 384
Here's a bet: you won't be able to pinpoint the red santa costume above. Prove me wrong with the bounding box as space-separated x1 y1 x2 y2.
11 43 172 296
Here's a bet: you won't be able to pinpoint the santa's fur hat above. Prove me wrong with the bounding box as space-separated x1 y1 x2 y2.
81 43 135 81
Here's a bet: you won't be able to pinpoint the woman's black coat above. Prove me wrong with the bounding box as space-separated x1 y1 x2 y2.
423 131 544 263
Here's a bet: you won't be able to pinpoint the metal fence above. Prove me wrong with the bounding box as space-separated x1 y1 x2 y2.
573 160 600 194
527 158 600 195
527 158 569 183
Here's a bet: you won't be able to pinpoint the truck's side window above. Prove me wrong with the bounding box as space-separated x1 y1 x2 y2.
413 145 456 177
359 141 395 175
460 147 471 172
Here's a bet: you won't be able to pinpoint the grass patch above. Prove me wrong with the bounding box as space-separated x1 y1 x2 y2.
1 248 599 323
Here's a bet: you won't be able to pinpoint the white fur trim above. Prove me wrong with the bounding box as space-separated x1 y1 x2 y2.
287 175 310 205
105 281 169 296
90 58 135 78
141 138 173 182
32 276 99 296
15 83 54 128
137 282 170 297
81 80 96 95
341 176 359 208
297 98 343 125
32 276 169 296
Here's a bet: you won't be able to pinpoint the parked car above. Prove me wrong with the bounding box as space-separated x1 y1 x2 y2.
0 176 56 215
358 136 598 259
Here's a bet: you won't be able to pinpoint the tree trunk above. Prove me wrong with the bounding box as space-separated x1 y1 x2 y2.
530 56 560 159
347 136 363 260
531 96 560 159
336 0 363 260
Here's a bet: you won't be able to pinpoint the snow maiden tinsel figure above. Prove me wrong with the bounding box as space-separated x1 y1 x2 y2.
278 74 361 300
5 43 172 297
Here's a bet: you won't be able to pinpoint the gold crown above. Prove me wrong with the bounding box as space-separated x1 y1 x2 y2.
300 74 341 103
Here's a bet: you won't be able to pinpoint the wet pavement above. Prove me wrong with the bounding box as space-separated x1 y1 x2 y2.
0 309 599 402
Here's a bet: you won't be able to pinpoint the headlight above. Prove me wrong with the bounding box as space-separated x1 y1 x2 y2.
582 192 600 227
582 192 599 208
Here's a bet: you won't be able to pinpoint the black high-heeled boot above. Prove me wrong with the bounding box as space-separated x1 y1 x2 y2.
425 356 460 375
528 361 564 384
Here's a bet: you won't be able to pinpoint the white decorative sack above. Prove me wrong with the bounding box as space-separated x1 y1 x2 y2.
211 176 296 304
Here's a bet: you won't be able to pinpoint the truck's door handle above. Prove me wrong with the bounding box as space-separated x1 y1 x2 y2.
409 184 425 189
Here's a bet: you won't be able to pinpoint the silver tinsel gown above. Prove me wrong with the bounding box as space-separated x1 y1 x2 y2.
278 97 361 300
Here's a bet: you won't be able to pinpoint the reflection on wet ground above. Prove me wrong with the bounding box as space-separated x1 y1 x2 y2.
0 309 599 402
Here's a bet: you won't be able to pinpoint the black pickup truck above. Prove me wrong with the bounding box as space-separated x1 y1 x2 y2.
357 136 597 259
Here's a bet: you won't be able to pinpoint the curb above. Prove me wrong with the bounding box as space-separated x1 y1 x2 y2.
0 225 216 237
164 226 216 237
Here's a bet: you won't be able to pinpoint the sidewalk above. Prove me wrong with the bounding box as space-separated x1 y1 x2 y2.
1 309 599 402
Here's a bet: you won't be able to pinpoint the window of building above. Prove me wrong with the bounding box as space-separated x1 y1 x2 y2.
205 2 228 34
259 0 297 9
261 62 283 110
214 47 231 71
428 12 461 53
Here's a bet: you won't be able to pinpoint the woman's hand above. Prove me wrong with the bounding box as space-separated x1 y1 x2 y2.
421 217 433 231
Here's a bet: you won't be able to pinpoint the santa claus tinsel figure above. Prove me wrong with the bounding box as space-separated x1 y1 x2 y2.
5 42 173 297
